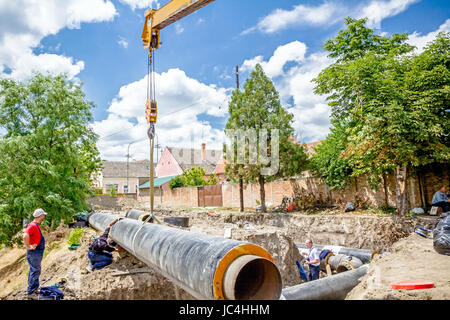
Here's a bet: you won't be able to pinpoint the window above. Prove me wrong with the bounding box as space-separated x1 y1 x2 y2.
123 185 128 194
146 166 150 170
105 184 119 193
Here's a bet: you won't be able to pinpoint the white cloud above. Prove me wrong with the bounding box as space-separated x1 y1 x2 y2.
118 37 129 49
242 2 342 35
175 23 184 35
242 0 419 35
93 68 231 160
408 19 450 53
359 0 420 29
119 0 159 11
241 41 307 78
288 103 332 142
0 0 117 81
241 42 335 143
8 53 85 81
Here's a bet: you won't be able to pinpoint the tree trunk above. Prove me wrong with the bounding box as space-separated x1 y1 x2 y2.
383 173 389 207
417 170 426 207
259 175 266 213
239 178 244 212
395 165 410 216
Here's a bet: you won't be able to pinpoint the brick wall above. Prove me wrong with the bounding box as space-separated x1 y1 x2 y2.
146 164 448 210
161 186 199 207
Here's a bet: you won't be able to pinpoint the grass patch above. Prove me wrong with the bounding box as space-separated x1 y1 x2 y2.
365 206 396 216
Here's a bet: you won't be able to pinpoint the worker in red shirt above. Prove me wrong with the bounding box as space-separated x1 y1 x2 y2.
23 208 47 300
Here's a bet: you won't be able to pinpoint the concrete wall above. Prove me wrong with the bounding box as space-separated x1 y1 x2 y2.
140 186 199 207
87 195 120 210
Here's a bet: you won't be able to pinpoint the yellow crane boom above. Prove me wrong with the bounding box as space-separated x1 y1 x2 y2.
141 0 215 217
142 0 215 54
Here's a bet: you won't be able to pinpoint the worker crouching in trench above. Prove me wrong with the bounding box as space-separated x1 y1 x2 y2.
86 217 123 272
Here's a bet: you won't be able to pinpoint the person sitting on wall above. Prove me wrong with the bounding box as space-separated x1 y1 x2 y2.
432 186 450 213
86 217 122 272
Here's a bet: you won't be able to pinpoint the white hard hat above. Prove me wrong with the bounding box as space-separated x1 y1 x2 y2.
33 208 48 218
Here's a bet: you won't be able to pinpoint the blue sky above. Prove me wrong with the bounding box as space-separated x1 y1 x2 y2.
0 0 449 161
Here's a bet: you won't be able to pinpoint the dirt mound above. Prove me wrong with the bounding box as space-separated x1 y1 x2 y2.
282 214 435 251
3 204 441 300
4 227 195 300
153 207 437 252
72 252 195 300
234 232 303 288
0 247 28 299
117 197 149 212
346 233 450 300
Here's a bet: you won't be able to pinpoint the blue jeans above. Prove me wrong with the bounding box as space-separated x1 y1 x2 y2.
434 201 450 213
27 249 44 294
88 251 113 270
308 265 320 281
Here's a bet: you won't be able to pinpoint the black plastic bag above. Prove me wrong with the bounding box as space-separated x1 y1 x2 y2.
433 215 450 256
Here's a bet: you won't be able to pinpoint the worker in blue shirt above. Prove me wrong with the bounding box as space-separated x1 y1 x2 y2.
86 217 122 272
302 239 321 281
432 186 450 213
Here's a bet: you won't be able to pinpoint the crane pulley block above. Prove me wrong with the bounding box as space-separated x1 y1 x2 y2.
145 99 158 124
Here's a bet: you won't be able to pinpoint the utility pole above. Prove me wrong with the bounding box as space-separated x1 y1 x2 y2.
126 140 140 194
155 133 161 163
236 65 244 213
126 143 132 194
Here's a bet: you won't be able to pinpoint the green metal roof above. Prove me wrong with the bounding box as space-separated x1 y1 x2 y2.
139 175 179 189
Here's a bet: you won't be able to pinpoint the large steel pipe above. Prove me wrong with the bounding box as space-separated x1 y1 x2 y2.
125 209 146 220
324 254 363 273
282 264 369 300
88 212 282 300
297 244 377 264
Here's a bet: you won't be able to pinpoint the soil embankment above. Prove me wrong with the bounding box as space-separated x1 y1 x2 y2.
0 204 442 300
347 233 450 300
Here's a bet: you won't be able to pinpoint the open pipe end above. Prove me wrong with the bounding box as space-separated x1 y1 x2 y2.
139 214 154 223
223 255 282 300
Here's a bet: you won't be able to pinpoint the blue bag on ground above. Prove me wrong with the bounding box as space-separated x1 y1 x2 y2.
433 215 450 256
39 286 64 300
344 202 355 212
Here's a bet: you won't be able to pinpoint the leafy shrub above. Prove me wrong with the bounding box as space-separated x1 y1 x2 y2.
67 228 83 246
169 176 186 189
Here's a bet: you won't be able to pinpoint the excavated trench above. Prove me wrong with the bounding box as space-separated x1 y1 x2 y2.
2 207 438 300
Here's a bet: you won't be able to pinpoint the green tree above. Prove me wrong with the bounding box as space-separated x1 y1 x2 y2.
206 173 220 186
314 18 450 215
225 64 309 212
169 176 186 189
224 88 247 212
309 120 354 190
183 166 209 187
0 74 102 245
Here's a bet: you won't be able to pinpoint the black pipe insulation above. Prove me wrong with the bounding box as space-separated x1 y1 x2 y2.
88 212 282 300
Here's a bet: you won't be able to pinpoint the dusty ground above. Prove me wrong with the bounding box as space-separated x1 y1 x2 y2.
0 200 445 300
347 233 450 300
2 226 196 300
